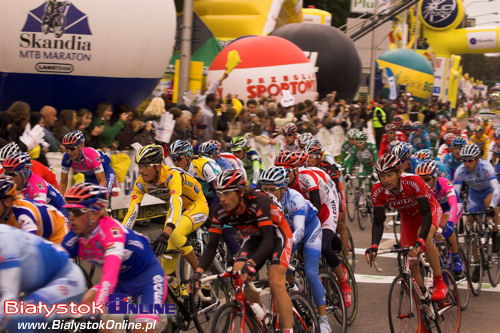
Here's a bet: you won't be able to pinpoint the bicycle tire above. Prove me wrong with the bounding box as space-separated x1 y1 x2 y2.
392 213 401 246
288 291 321 333
387 275 421 333
319 271 347 333
210 302 263 333
485 230 500 287
340 260 358 326
347 227 355 272
345 181 355 222
464 234 483 296
437 269 461 333
457 248 471 311
357 186 368 230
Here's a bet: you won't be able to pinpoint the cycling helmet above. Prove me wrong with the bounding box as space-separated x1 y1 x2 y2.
230 136 248 151
445 121 455 130
136 144 164 165
63 183 109 210
385 123 396 132
298 132 314 148
415 160 437 177
443 133 455 145
346 128 359 139
451 136 467 147
460 143 480 158
494 129 500 139
215 169 246 191
275 151 300 167
305 140 323 156
199 141 219 157
0 142 20 162
169 140 193 156
259 167 289 187
391 143 412 160
393 116 403 125
375 154 401 174
413 121 423 129
282 123 298 136
402 120 413 130
355 131 368 142
2 152 32 172
296 150 309 167
414 149 432 161
389 140 402 150
208 140 222 151
429 119 438 127
62 130 84 146
474 125 484 132
465 124 475 132
0 177 17 199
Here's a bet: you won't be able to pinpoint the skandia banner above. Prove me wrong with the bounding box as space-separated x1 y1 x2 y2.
206 36 317 103
0 0 176 110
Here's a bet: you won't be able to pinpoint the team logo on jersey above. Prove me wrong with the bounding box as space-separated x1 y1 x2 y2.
37 183 45 190
111 227 121 238
136 183 145 193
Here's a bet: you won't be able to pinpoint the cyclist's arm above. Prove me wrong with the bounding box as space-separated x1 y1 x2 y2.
446 188 459 225
250 155 261 186
59 171 69 195
198 222 222 272
372 206 386 245
165 172 183 230
95 171 107 188
488 177 500 208
122 182 146 229
289 199 306 246
309 189 322 212
343 150 356 174
250 225 274 267
417 197 432 241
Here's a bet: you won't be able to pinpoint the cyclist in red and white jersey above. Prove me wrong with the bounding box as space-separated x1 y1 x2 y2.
281 123 300 152
365 154 448 301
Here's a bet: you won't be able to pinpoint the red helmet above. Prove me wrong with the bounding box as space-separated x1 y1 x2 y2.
375 154 401 174
296 150 309 167
62 130 84 146
215 169 246 191
2 152 31 172
443 133 455 145
63 183 109 210
282 123 298 136
305 139 323 156
275 151 300 167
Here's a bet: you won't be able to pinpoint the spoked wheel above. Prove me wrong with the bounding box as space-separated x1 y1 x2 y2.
392 212 401 246
345 181 355 222
457 248 471 311
388 276 421 333
347 227 355 272
319 271 346 333
485 232 500 287
288 291 321 333
435 269 461 333
357 187 368 230
464 236 483 295
210 302 263 333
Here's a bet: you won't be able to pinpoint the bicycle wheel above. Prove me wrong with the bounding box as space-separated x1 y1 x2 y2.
388 276 421 333
210 302 263 333
346 227 355 272
486 231 500 287
345 181 355 222
288 291 321 333
357 186 368 230
457 248 471 311
392 212 401 246
464 235 483 295
339 259 358 326
436 269 461 333
319 271 346 333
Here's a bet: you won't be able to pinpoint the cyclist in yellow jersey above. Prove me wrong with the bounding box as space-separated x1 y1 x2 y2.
0 177 68 244
122 145 208 275
471 125 491 159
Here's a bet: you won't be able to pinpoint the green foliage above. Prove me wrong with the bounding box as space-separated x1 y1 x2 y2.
462 54 499 88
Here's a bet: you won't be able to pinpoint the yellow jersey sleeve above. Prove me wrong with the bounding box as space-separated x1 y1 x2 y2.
122 177 147 229
165 169 183 228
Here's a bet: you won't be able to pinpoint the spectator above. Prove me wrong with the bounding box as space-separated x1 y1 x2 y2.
115 109 155 150
76 108 100 148
7 101 31 146
143 97 165 121
39 105 60 152
90 102 127 149
54 109 77 142
199 73 229 139
371 100 387 147
168 108 192 145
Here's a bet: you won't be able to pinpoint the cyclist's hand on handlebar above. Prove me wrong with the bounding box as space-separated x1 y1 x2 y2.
152 232 170 256
188 271 202 293
486 206 496 218
241 261 257 283
412 237 426 256
365 244 378 264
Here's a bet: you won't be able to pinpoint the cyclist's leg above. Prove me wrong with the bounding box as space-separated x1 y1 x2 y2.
337 189 350 253
401 217 425 287
222 225 240 257
468 188 489 261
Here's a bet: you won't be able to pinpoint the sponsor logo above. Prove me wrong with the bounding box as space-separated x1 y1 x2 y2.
467 31 497 49
35 62 74 73
110 227 121 238
421 0 458 29
107 293 175 315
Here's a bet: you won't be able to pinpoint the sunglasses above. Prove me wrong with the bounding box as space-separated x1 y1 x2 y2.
462 158 475 163
216 189 237 196
421 176 433 182
65 146 78 152
170 154 185 162
67 208 90 218
286 133 296 137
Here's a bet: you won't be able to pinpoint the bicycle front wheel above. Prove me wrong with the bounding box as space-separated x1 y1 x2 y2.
210 302 263 333
388 276 421 333
345 181 355 222
288 291 321 333
319 271 346 333
464 235 483 295
486 231 500 287
457 248 471 311
357 186 368 230
436 269 461 333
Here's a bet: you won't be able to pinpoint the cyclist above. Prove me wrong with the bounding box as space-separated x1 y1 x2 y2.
462 123 475 141
415 160 464 277
366 154 448 301
215 140 247 180
340 128 359 163
0 224 85 332
190 169 295 333
122 145 208 277
199 141 231 170
401 120 413 139
378 123 406 157
298 132 314 151
488 129 500 179
437 133 455 161
470 125 491 158
0 177 68 244
391 142 420 173
260 166 332 333
230 136 264 189
59 130 116 195
169 140 221 210
427 119 441 155
3 152 68 218
444 136 467 179
454 144 500 259
413 149 451 180
62 183 166 330
281 123 300 152
275 151 352 307
408 121 430 151
0 142 59 189
344 131 378 187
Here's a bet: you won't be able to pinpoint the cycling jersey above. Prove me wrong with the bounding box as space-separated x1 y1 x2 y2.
406 156 421 173
443 152 462 179
344 143 377 175
242 148 264 187
0 225 85 331
0 160 59 189
214 156 232 171
340 141 355 162
186 156 221 203
471 134 490 158
432 177 463 225
487 142 500 175
61 147 116 193
4 199 68 244
437 144 449 161
378 131 406 156
63 216 162 306
408 131 431 151
281 140 300 152
219 152 247 180
428 128 440 151
123 165 207 229
22 172 68 218
434 159 452 180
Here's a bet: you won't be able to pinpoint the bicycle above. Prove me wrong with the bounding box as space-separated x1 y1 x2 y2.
345 173 374 230
462 211 500 295
206 271 320 333
372 246 460 333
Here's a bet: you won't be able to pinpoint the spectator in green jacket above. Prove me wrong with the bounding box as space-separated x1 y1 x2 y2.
90 102 127 149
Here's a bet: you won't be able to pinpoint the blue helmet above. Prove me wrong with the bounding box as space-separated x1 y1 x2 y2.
451 136 467 147
169 140 193 157
199 141 219 157
391 143 412 160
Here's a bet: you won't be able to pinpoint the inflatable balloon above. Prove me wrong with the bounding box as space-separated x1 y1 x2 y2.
0 0 176 111
207 36 316 103
271 23 361 101
377 49 434 102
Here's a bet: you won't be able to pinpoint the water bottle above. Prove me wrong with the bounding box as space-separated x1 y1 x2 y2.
169 276 180 297
251 303 270 325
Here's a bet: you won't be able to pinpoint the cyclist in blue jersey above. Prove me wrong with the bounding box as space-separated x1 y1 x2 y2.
408 121 431 151
414 149 451 180
392 142 421 173
260 166 331 333
444 136 467 179
454 144 500 262
198 141 232 170
488 129 500 179
0 224 85 331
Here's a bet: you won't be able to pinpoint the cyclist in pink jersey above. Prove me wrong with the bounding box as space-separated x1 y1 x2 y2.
416 160 464 276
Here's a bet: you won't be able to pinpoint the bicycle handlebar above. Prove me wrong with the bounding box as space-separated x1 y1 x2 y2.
462 211 486 216
370 246 428 272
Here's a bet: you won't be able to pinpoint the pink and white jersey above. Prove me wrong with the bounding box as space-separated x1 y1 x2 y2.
220 152 246 179
23 172 48 203
437 144 449 162
432 177 462 225
61 147 104 176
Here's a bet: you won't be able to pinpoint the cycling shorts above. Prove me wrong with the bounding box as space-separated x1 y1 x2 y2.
160 199 208 275
113 261 166 323
236 228 292 269
400 209 441 248
467 187 493 213
84 162 116 194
